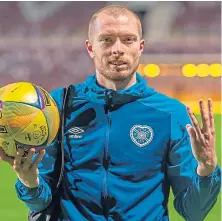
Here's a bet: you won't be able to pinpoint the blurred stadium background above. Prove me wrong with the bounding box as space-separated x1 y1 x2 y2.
0 1 221 221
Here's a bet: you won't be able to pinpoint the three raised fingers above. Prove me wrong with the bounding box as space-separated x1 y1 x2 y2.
187 99 215 141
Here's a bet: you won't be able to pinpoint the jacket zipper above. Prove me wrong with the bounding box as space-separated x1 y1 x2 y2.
103 109 111 198
102 90 112 219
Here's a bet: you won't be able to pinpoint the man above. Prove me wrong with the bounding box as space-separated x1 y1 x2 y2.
0 5 220 221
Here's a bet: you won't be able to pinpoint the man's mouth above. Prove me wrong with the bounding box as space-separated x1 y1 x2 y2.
109 61 127 66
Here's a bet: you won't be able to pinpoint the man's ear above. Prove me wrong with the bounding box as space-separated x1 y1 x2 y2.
85 40 94 59
138 39 145 57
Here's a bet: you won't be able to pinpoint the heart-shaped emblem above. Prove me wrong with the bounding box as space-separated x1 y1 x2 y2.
130 125 154 147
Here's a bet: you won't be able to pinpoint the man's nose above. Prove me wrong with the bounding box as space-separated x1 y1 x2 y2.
111 39 124 55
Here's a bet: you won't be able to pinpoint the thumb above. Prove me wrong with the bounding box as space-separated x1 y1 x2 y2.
186 124 197 140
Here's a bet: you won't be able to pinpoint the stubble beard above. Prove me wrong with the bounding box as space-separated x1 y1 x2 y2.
98 61 139 82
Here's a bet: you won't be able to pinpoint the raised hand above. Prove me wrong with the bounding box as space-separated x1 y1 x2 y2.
186 99 217 176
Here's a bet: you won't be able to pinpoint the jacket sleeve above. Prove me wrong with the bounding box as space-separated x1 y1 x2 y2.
167 103 221 221
15 87 65 212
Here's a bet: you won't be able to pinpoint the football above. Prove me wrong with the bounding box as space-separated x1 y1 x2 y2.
0 82 60 157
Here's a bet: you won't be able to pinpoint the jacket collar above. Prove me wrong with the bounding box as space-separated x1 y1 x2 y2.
83 73 156 105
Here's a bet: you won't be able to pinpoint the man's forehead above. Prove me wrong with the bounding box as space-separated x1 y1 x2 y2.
95 13 139 34
96 13 137 25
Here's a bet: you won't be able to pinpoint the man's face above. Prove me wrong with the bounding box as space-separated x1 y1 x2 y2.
86 13 145 81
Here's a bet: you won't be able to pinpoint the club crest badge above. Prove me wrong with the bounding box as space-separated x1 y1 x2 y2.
130 125 154 147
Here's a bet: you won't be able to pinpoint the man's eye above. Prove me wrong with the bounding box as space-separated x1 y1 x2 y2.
124 38 135 43
102 38 112 43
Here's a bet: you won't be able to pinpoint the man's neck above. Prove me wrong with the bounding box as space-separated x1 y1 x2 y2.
96 72 137 91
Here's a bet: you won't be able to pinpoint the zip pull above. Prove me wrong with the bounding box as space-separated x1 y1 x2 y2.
106 89 113 98
105 89 114 108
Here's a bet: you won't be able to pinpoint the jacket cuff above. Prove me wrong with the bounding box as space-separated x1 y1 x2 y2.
15 176 45 200
193 164 221 190
196 164 221 180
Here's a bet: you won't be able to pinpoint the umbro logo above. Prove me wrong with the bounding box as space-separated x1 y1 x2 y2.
68 127 84 139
